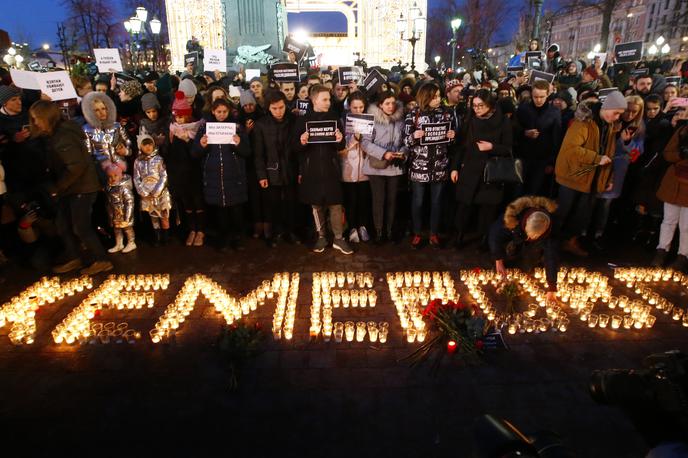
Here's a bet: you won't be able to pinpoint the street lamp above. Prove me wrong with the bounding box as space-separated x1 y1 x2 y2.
533 0 544 39
434 55 440 68
42 43 50 51
648 44 658 56
656 36 665 46
397 2 426 71
136 6 148 22
593 43 601 53
661 43 670 55
449 17 462 71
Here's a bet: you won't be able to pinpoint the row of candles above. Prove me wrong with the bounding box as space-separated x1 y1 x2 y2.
87 322 141 344
271 273 300 340
461 269 568 334
328 321 391 343
2 276 93 345
309 272 377 341
52 275 169 345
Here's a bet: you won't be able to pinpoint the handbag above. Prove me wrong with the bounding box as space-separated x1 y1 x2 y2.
484 154 524 185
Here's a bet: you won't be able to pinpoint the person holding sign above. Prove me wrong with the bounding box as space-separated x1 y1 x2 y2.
292 84 351 255
451 89 513 249
360 90 407 245
404 83 456 249
193 99 251 252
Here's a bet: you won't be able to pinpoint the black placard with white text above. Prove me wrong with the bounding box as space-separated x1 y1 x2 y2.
362 69 387 95
296 99 310 116
420 122 451 145
307 120 338 143
337 66 364 85
184 52 199 72
528 70 555 84
282 37 307 61
614 41 643 63
271 62 300 83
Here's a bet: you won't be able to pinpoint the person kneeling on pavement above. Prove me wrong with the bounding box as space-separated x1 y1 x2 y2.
489 196 560 301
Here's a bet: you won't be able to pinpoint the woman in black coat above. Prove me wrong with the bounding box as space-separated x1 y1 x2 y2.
451 89 513 246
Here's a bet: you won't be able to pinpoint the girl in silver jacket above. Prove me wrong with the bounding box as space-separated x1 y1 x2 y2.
82 91 135 252
133 134 172 245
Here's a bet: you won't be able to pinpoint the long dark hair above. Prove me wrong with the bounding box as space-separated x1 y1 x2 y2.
416 83 440 112
29 100 62 136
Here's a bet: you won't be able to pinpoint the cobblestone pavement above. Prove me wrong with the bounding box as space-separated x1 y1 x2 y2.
0 237 684 457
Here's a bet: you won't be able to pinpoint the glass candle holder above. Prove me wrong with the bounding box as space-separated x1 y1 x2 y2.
344 321 355 342
611 315 622 329
355 321 367 342
623 315 634 329
351 290 359 308
367 321 378 342
334 322 344 343
588 314 599 328
342 290 350 308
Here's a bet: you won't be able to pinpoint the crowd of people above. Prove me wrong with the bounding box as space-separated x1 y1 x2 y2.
0 47 687 288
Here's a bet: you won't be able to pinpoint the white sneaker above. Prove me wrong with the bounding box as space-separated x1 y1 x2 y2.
349 229 360 243
108 243 124 253
121 241 137 253
359 226 370 242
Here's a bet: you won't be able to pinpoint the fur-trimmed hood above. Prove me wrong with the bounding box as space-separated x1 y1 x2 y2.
82 91 117 129
368 102 404 125
503 196 558 230
574 100 596 122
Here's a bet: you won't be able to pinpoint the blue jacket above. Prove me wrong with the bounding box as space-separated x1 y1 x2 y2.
192 121 251 207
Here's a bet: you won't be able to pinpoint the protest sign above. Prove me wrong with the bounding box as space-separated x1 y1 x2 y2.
245 69 261 81
35 72 78 101
184 52 199 72
296 99 310 116
614 41 643 63
206 122 237 145
420 122 451 145
526 51 543 70
203 49 226 72
506 66 524 73
528 70 555 84
93 48 124 73
362 69 387 95
345 114 375 136
629 68 650 78
306 120 338 143
337 66 364 85
271 63 300 83
598 87 619 103
282 36 307 61
10 69 41 90
666 76 681 86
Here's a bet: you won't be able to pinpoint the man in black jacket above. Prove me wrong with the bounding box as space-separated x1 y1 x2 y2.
515 80 562 196
489 196 560 300
253 91 300 247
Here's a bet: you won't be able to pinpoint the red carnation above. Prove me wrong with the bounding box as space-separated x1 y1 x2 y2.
472 267 482 274
475 340 484 350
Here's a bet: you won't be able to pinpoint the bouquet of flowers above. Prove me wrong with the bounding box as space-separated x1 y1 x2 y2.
218 320 264 390
496 280 519 315
402 299 486 371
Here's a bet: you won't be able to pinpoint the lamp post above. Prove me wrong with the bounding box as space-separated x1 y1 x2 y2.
149 17 162 71
397 2 426 71
123 6 162 70
533 0 544 40
450 17 462 71
434 55 441 69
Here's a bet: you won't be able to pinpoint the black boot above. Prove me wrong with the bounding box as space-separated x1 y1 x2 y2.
670 255 688 272
651 249 668 267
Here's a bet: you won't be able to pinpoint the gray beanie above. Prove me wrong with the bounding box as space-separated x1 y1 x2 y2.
141 93 160 111
601 90 627 111
0 85 21 106
179 78 197 98
239 89 256 106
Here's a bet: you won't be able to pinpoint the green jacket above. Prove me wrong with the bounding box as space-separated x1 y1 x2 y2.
46 120 102 197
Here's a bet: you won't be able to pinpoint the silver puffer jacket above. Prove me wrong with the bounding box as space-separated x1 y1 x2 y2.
133 150 172 218
82 92 132 168
106 175 135 228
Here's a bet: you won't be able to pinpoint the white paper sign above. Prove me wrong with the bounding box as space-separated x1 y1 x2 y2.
10 69 41 90
245 69 261 81
203 49 227 72
36 72 78 101
93 48 123 72
206 122 237 145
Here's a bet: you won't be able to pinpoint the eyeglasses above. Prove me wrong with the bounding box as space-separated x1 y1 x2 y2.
472 103 486 109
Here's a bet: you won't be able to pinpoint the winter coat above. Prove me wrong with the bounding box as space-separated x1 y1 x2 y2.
82 92 132 170
192 121 251 207
139 115 170 158
167 121 203 204
45 120 101 197
633 116 674 213
133 149 172 217
557 74 581 91
598 123 645 200
488 196 559 291
292 111 346 206
0 108 49 194
341 132 369 183
253 112 297 186
452 108 513 205
106 175 135 228
361 103 407 177
404 106 455 183
554 101 615 194
515 101 562 164
656 125 688 207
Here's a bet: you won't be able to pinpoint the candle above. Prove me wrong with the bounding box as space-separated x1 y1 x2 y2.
447 340 457 354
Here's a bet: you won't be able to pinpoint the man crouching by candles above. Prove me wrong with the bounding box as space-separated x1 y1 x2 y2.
488 196 560 301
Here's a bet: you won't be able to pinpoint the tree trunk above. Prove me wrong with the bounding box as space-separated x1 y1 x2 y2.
599 0 616 52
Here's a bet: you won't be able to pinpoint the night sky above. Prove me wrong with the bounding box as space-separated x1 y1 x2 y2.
2 0 524 50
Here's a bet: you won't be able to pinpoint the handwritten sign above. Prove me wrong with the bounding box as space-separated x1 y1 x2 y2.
206 122 237 145
296 99 310 116
420 122 451 145
346 113 375 136
203 49 226 72
93 48 123 73
306 120 337 143
614 41 643 63
36 72 78 101
337 66 364 85
271 63 300 83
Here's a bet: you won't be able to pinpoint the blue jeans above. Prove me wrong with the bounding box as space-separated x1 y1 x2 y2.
55 192 107 263
411 181 443 235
